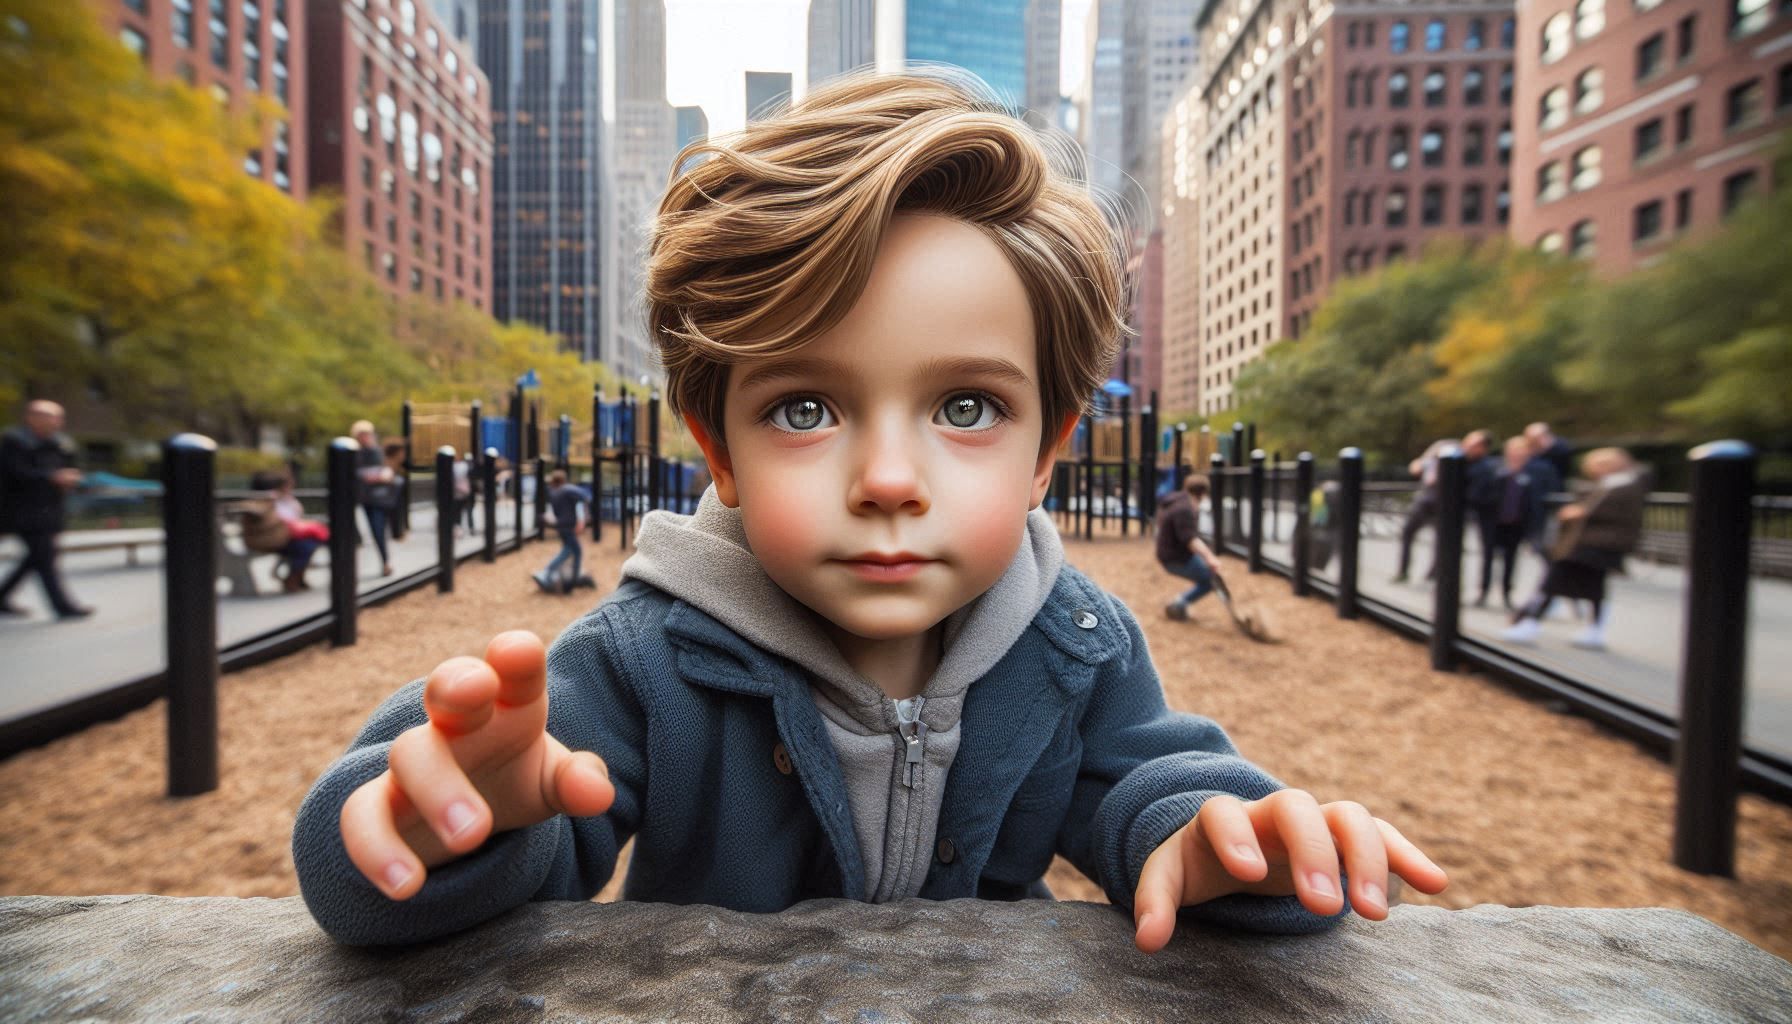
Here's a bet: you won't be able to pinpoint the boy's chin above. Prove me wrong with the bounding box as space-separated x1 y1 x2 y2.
813 594 957 642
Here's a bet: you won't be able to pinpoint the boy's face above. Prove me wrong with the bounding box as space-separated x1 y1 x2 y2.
694 214 1075 642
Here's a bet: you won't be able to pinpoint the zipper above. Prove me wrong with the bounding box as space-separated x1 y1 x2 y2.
894 695 928 788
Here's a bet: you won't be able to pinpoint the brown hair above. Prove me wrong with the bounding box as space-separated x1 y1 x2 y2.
1183 474 1210 499
645 67 1134 456
548 469 568 487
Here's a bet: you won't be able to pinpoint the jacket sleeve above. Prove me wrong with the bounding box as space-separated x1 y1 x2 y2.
1057 596 1352 935
291 602 649 946
0 433 53 484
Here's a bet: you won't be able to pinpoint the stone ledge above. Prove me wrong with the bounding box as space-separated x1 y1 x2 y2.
1 895 1787 1022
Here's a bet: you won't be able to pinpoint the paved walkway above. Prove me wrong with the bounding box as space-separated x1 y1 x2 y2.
0 503 571 725
1209 500 1791 764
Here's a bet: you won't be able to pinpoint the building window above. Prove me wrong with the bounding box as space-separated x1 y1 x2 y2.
1389 126 1411 169
1500 65 1514 105
1543 13 1571 63
1388 243 1407 262
1501 16 1516 48
1633 200 1664 243
1425 68 1447 106
1348 22 1360 47
1498 124 1513 165
1576 0 1606 38
1676 102 1696 146
1462 183 1485 224
1346 71 1360 107
1392 19 1410 52
1390 70 1410 107
172 0 194 48
1497 184 1511 224
1467 18 1486 51
1426 18 1447 50
1464 66 1486 105
1726 78 1763 129
1366 21 1377 47
121 26 149 60
410 267 423 292
1346 130 1360 167
1539 161 1566 202
1571 146 1603 190
1464 123 1487 164
1539 231 1564 253
1386 188 1409 227
1733 0 1772 36
1570 220 1597 258
1675 187 1694 229
1637 33 1666 80
1678 15 1698 61
1723 169 1759 213
360 156 373 187
363 242 375 271
1635 118 1664 162
1541 87 1569 131
1422 126 1446 166
386 214 396 243
362 199 374 228
1575 67 1604 113
1780 62 1792 110
1421 184 1445 225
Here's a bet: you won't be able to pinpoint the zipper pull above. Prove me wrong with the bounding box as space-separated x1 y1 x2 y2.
903 720 928 787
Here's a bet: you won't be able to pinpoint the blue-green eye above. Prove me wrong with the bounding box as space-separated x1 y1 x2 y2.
768 397 833 432
937 393 1005 430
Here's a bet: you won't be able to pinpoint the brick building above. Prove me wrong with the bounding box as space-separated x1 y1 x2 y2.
1163 0 1515 416
107 0 307 197
305 0 492 309
1510 0 1792 273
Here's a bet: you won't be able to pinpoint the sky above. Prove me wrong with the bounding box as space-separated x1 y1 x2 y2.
664 0 1087 137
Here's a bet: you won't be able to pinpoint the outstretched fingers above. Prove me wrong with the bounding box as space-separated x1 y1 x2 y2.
340 772 426 900
1377 818 1450 895
485 630 548 708
542 735 616 819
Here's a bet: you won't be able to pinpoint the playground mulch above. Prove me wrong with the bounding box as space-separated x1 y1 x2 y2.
1 520 1787 960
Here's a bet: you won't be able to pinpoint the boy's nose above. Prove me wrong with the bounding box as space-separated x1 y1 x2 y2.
847 420 931 516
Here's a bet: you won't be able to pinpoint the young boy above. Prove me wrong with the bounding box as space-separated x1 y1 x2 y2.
294 69 1446 952
1155 474 1218 622
532 470 591 594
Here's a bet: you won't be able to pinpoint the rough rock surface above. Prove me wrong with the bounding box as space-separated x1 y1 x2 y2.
2 895 1788 1023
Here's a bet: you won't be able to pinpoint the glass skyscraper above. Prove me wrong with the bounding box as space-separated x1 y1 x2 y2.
903 0 1028 109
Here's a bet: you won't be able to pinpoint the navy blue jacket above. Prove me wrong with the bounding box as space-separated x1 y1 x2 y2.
292 566 1353 946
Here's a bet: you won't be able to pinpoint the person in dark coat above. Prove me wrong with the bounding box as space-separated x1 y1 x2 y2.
352 420 398 576
0 400 92 619
1156 474 1217 621
533 470 592 593
1398 430 1492 583
1474 436 1548 609
1523 422 1574 486
1502 448 1649 650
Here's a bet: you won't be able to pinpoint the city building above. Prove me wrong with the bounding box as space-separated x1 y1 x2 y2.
108 0 307 197
1080 0 1128 199
1024 0 1061 128
476 0 603 360
307 0 493 309
1124 0 1202 214
600 0 676 383
745 70 793 122
808 0 876 88
1511 0 1792 273
896 0 1029 108
675 104 709 156
1165 0 1516 416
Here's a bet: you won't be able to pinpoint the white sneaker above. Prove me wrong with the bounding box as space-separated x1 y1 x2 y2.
1571 626 1606 651
1500 619 1542 645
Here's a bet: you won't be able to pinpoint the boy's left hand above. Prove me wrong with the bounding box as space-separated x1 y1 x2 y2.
1131 789 1449 954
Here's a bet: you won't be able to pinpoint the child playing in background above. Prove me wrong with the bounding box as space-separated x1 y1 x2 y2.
293 67 1446 951
532 470 591 594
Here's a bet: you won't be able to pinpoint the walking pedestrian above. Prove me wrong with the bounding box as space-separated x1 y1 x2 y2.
1501 448 1649 650
1475 437 1547 609
0 400 91 619
452 453 474 536
351 420 398 576
532 470 591 594
1395 431 1490 583
1155 474 1218 622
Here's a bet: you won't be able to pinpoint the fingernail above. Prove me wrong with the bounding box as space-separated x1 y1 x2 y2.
1362 881 1384 909
445 801 476 839
1308 872 1337 899
384 862 413 893
1232 843 1260 863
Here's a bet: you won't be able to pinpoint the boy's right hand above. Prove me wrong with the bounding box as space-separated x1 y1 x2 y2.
339 630 616 901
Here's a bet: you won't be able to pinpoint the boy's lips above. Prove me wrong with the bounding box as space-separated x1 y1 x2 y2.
835 553 937 582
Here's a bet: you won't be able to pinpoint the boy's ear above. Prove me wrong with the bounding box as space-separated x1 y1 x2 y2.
685 416 740 508
1029 412 1081 510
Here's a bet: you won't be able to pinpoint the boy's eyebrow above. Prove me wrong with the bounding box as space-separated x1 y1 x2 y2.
736 355 1034 392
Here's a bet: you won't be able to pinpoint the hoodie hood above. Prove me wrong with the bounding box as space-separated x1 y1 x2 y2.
619 485 1065 735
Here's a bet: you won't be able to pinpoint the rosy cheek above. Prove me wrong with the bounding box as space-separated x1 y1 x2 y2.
739 477 825 572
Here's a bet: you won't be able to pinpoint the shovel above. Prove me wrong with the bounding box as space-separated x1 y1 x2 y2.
1210 569 1278 644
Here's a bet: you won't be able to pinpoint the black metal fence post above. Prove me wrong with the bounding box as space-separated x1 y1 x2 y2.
1431 447 1466 671
435 446 455 593
1119 394 1132 536
534 456 548 541
327 438 359 647
510 383 525 539
1142 392 1159 525
1248 449 1266 573
591 387 604 544
558 413 572 472
1172 423 1186 491
1079 414 1094 541
620 393 635 549
527 398 540 462
1673 440 1756 877
163 433 219 797
483 446 499 562
1271 448 1282 543
468 398 482 477
1230 422 1245 467
1337 447 1363 619
399 399 414 537
1292 452 1314 597
1209 452 1227 554
649 390 662 514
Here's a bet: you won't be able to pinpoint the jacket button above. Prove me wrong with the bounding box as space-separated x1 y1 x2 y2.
1074 609 1098 630
772 743 793 776
936 837 956 864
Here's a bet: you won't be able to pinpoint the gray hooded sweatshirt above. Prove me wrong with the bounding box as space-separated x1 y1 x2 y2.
619 486 1064 902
